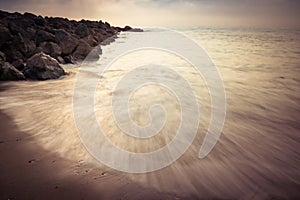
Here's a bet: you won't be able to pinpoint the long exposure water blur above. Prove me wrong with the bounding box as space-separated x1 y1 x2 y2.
0 27 299 199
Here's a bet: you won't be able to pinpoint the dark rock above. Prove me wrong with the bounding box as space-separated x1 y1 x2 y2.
12 33 26 54
47 17 74 31
93 31 108 43
104 22 111 28
101 35 117 46
35 30 55 45
0 24 13 47
87 46 101 61
1 42 24 62
128 28 143 32
24 12 37 19
34 46 43 54
24 39 37 57
122 25 132 31
8 22 36 40
39 42 62 58
75 23 89 38
72 40 100 62
4 13 35 29
12 59 25 71
0 10 129 81
72 40 92 61
63 55 74 64
83 35 98 47
13 34 37 57
0 61 25 81
56 56 65 64
0 10 9 19
34 16 46 26
8 21 26 36
23 52 66 80
55 29 78 55
0 51 5 61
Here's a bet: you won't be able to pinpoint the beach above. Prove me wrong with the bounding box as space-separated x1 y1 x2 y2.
0 27 300 199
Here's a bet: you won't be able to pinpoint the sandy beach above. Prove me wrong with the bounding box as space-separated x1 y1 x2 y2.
0 53 299 199
0 9 300 199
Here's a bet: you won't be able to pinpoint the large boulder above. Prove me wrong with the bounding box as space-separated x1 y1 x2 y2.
23 52 66 80
24 39 36 57
35 29 55 45
72 40 101 61
0 41 24 62
39 42 62 58
122 25 132 31
55 29 78 55
75 23 89 38
33 15 46 26
12 59 25 71
12 33 26 54
72 40 92 61
0 61 25 81
0 24 13 47
83 35 98 47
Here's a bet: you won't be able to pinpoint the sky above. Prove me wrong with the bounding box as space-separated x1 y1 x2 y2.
0 0 299 28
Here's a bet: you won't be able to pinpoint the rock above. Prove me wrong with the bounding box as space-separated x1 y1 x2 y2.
12 59 25 71
23 12 37 19
128 28 143 32
4 13 35 29
87 46 101 61
0 24 13 47
0 10 133 81
7 21 35 41
0 51 5 61
24 39 36 57
55 29 78 55
72 40 92 61
101 34 117 45
39 42 62 58
0 61 25 81
56 56 65 64
47 17 73 30
0 10 9 19
1 42 24 62
75 23 89 38
35 30 55 45
34 16 46 26
23 52 66 80
122 25 132 31
12 33 26 54
63 55 74 64
83 35 98 47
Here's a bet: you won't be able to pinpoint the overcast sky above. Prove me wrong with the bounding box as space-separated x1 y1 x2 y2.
0 0 299 28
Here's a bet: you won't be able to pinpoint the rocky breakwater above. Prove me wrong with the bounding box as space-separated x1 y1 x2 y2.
0 10 137 81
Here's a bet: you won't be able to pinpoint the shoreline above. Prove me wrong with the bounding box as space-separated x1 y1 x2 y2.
1 14 300 199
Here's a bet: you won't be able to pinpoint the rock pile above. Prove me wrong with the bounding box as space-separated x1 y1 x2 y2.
0 10 137 80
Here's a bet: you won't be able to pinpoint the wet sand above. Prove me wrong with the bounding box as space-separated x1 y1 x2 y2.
0 68 299 199
1 28 300 199
0 110 176 199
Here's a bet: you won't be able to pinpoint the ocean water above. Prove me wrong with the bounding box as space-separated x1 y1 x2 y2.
0 27 299 199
